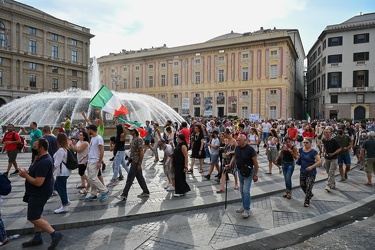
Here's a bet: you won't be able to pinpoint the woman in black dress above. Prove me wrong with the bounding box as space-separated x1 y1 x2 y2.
188 124 206 173
173 134 191 197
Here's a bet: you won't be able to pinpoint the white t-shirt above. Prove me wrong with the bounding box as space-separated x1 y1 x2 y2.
88 135 104 163
210 138 220 154
262 122 272 133
163 144 174 156
248 134 259 151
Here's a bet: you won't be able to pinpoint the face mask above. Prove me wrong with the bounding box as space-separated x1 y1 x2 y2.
31 148 39 156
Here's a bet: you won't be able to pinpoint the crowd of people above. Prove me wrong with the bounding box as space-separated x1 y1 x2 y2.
1 114 375 248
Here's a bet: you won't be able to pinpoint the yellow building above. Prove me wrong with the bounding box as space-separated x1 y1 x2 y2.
0 0 94 106
98 28 305 120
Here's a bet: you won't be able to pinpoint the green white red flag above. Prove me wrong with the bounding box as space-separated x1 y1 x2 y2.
89 85 128 116
117 118 147 138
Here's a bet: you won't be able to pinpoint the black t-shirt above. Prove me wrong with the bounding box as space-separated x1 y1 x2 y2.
25 154 54 197
322 138 341 160
235 144 256 168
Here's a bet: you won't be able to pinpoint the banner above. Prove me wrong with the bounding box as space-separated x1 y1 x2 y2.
249 114 260 122
182 98 190 116
204 97 212 116
228 96 237 114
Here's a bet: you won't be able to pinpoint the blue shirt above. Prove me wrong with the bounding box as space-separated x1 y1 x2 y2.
145 125 152 140
299 148 318 175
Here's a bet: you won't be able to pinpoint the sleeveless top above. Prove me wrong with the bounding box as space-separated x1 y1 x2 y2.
267 137 277 148
282 145 294 162
77 140 89 165
115 138 125 151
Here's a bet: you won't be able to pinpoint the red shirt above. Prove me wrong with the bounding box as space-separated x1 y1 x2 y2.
287 128 298 141
179 127 190 145
2 132 20 151
302 131 315 138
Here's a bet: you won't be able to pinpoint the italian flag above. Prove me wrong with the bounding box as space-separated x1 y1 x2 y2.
306 113 311 123
89 85 128 116
117 118 147 138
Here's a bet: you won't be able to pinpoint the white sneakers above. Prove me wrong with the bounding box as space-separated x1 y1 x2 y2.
236 207 250 218
54 206 69 214
325 186 331 192
166 185 175 191
236 207 245 213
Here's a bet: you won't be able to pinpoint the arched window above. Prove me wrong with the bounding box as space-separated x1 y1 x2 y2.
0 21 6 47
354 106 366 120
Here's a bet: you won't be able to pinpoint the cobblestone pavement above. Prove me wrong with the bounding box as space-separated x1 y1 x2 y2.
1 147 375 249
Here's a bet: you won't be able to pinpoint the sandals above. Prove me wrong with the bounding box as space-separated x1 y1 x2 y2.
364 182 373 187
79 189 88 194
76 185 86 189
216 189 224 193
199 169 203 173
187 169 193 174
279 168 282 174
234 185 239 190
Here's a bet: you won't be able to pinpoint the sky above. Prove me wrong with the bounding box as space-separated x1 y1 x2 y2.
21 0 375 59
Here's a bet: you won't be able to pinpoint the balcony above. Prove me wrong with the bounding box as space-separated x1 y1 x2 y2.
327 86 375 93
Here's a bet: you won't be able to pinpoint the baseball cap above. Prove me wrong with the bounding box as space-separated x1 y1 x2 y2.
86 124 97 131
126 124 138 131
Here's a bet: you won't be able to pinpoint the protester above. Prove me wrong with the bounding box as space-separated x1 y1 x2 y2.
1 124 21 176
173 134 191 197
71 131 90 194
360 131 375 186
279 137 298 199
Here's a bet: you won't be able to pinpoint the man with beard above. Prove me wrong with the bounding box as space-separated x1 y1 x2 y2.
1 124 21 176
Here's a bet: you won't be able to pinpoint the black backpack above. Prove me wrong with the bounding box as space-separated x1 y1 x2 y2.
63 149 79 170
0 173 12 196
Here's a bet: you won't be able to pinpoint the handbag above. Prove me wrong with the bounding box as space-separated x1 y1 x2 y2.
239 165 253 177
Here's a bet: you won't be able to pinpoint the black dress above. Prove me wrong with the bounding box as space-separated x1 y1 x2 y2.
191 133 206 159
173 142 191 195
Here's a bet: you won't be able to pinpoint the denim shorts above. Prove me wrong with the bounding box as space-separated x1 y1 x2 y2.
27 195 49 221
211 153 219 165
338 154 351 165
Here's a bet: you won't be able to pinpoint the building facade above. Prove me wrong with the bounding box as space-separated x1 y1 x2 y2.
0 0 94 106
307 13 375 120
98 28 305 120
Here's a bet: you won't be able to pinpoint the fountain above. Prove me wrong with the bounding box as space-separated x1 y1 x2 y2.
0 58 185 131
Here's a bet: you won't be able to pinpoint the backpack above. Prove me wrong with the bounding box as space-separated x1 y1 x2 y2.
12 133 25 151
0 173 12 196
62 149 79 170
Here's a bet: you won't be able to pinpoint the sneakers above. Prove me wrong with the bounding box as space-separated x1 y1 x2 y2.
236 207 245 213
10 169 19 175
242 210 250 218
54 206 69 214
84 195 97 201
338 178 346 182
204 174 211 180
107 180 118 187
2 172 8 177
48 232 63 250
173 193 183 197
118 175 124 181
166 185 175 191
116 194 127 201
99 190 109 201
164 183 171 189
137 192 150 198
325 186 331 192
22 238 43 247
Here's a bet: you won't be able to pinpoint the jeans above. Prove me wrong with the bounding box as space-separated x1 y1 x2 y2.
237 169 254 211
121 161 149 198
54 176 69 205
282 161 295 191
112 150 129 179
0 215 7 242
204 142 211 159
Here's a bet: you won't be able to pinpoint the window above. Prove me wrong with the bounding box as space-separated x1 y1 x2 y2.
242 106 248 118
331 95 338 103
313 80 316 94
52 34 58 41
161 94 166 99
357 94 364 103
0 22 5 47
135 66 139 70
242 91 248 96
242 54 248 59
219 92 224 96
29 27 36 35
353 52 369 61
52 45 58 58
271 51 277 55
322 57 326 66
317 78 320 93
353 70 369 87
72 51 77 62
71 39 77 46
195 72 200 84
0 57 2 65
270 65 277 78
270 90 277 95
29 75 36 87
354 33 369 44
270 43 277 46
242 67 248 81
149 76 153 87
52 78 58 89
174 62 179 66
218 56 224 61
149 65 153 69
322 74 326 90
173 94 178 98
328 37 342 46
135 77 140 88
195 93 200 97
123 67 127 72
161 75 166 86
174 74 179 86
327 72 342 88
318 46 321 55
195 59 200 64
72 80 77 88
218 70 224 82
270 106 276 119
328 54 342 63
29 62 36 70
51 66 58 73
219 50 224 53
161 63 166 68
123 79 127 89
0 71 2 85
29 40 36 54
72 70 77 76
323 40 326 50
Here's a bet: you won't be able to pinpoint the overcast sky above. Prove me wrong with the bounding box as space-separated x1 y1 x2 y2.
21 0 375 58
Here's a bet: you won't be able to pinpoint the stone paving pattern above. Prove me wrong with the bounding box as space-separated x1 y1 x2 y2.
1 146 374 249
